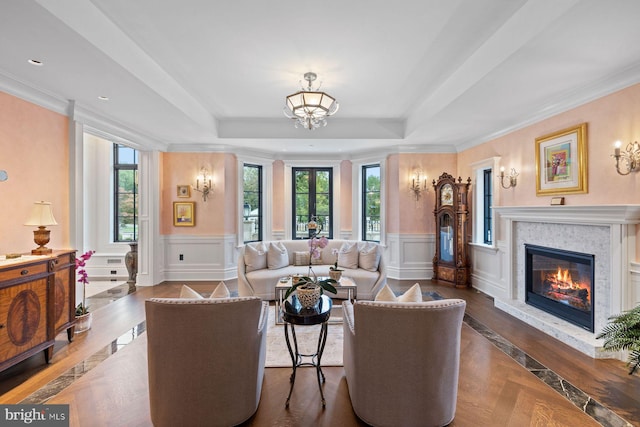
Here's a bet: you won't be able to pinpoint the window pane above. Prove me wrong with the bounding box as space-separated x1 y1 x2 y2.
293 167 332 239
243 164 262 243
362 164 381 242
114 144 138 242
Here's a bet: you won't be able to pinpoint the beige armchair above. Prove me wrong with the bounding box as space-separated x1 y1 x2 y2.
145 297 268 427
342 299 466 427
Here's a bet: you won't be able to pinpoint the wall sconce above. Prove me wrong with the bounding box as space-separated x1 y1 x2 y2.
193 167 213 202
499 167 518 189
409 169 427 201
24 201 57 254
612 140 640 175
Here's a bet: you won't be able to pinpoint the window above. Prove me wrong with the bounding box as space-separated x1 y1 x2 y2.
292 168 333 239
482 169 493 244
243 164 262 242
472 158 498 246
113 144 138 242
362 164 381 242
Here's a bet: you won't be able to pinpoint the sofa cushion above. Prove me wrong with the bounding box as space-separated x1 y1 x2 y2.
244 242 267 272
210 281 231 299
374 284 396 301
179 284 203 299
294 251 310 266
358 242 380 271
337 242 359 269
268 241 289 269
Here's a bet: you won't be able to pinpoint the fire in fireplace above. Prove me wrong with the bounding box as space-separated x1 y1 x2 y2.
525 244 595 332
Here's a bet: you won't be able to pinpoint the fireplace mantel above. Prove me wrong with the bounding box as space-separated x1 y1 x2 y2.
491 204 639 358
493 205 640 224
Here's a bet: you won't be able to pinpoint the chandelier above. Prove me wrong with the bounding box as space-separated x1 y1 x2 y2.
284 72 339 130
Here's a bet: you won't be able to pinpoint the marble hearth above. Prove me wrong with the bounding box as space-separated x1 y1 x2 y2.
492 205 640 358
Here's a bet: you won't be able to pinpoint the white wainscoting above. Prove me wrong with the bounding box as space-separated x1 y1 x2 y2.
469 241 506 298
631 261 640 306
85 253 128 280
162 235 238 281
385 233 434 280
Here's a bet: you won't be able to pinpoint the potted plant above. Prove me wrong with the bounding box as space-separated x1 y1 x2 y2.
596 305 640 375
329 248 343 281
75 250 95 333
284 236 337 308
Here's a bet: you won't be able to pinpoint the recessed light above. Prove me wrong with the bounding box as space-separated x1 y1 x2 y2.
98 96 109 101
28 59 43 66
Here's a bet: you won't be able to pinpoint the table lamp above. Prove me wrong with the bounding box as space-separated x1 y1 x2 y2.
24 201 57 254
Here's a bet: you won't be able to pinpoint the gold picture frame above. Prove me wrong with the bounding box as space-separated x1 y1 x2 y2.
177 185 191 198
535 123 588 196
173 202 195 227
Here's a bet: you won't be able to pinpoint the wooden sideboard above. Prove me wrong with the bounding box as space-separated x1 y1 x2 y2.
0 250 76 372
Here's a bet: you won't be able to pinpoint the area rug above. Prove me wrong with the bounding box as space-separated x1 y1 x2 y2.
265 306 344 367
265 291 444 368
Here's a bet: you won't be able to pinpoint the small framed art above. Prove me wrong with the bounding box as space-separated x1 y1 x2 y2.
535 123 588 196
174 202 195 227
177 185 191 198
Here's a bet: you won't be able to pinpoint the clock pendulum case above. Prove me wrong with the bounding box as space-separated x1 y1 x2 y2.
432 172 471 288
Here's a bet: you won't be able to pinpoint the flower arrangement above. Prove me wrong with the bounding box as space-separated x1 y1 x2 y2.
284 236 337 300
75 250 95 316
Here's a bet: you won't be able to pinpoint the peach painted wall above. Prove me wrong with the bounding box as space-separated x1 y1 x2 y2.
272 160 285 234
0 91 69 254
457 82 640 206
340 160 352 233
386 152 457 234
160 152 235 235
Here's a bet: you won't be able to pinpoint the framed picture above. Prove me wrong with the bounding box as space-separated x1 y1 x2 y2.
535 123 588 196
173 202 195 227
177 185 191 198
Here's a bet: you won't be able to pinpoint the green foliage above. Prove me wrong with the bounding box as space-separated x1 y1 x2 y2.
284 276 337 300
76 302 89 316
596 305 640 374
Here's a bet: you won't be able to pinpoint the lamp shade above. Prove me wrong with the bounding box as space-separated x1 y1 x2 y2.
24 201 58 226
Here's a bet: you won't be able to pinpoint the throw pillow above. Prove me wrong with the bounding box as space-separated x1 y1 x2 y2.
179 284 204 299
244 242 267 272
268 241 289 269
374 283 423 302
210 281 230 299
337 242 359 269
374 284 397 301
397 283 423 302
359 243 380 271
294 251 311 266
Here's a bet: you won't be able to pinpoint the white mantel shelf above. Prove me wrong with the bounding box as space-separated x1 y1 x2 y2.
493 205 640 224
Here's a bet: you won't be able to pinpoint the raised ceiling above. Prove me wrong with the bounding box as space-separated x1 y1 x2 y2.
1 0 640 156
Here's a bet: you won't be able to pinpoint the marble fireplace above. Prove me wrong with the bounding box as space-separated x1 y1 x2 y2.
492 205 640 358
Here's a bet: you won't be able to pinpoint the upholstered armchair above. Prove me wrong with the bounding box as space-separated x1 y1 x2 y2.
342 299 466 427
145 297 268 427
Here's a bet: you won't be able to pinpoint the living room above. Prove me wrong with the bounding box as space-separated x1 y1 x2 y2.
2 1 640 426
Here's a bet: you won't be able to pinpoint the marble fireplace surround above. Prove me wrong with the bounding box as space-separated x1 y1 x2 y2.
492 205 640 358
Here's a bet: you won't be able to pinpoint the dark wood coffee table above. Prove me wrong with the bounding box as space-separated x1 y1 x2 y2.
282 294 332 408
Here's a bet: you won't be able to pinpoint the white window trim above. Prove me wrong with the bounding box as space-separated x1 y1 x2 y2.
237 157 272 246
470 157 500 249
351 157 386 245
284 161 341 240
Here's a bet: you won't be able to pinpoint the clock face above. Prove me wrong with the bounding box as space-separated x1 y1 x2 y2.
441 184 453 205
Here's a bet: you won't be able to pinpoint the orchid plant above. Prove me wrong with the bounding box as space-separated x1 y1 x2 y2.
75 250 95 316
330 248 343 271
284 236 337 300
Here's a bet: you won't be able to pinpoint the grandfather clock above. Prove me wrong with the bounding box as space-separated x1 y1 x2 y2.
432 172 471 288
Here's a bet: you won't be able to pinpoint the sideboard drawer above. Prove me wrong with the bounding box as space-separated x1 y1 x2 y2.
0 262 48 284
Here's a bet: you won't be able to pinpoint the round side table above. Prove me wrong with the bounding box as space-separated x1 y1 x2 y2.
282 294 332 408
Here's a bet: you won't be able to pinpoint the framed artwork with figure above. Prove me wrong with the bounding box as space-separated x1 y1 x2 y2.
535 123 588 196
173 202 195 226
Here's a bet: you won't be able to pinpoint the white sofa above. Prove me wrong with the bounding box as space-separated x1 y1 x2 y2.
238 239 386 300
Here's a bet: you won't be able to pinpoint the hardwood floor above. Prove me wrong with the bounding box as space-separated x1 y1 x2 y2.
1 281 639 426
